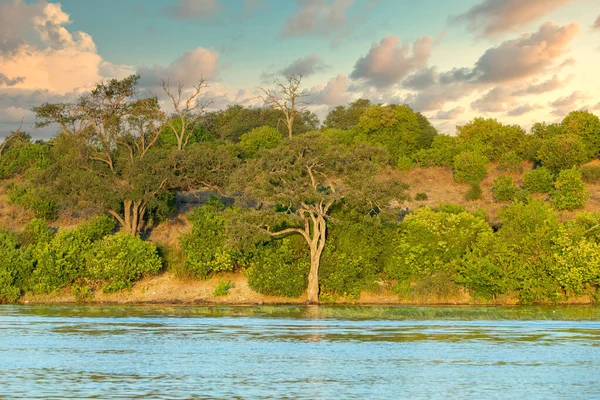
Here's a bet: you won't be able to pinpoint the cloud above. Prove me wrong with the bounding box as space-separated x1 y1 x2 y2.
350 35 433 88
512 74 571 96
262 54 328 82
307 74 351 106
164 0 222 20
0 74 25 87
450 0 572 37
470 87 513 112
402 67 438 90
137 47 220 88
550 91 589 116
281 0 353 38
507 104 539 116
442 22 579 84
432 106 465 120
402 82 472 112
594 15 600 30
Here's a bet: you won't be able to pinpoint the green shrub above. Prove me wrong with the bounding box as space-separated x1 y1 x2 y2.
414 135 461 168
537 135 589 173
246 237 309 298
0 230 34 303
239 126 283 158
28 216 116 294
179 200 240 279
6 183 58 221
0 142 51 179
523 167 554 193
498 151 523 173
320 219 395 298
550 231 600 296
87 232 163 293
397 156 415 171
212 280 232 297
465 183 482 200
72 281 94 303
453 151 488 183
492 176 518 202
580 165 600 183
384 208 492 282
415 192 428 201
552 167 589 211
19 219 55 248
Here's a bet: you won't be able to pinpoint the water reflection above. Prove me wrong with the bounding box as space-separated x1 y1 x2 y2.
0 305 599 399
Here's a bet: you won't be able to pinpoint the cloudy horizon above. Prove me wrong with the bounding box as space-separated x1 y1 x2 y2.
1 0 600 139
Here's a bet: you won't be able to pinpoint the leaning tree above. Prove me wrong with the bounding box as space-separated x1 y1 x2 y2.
230 133 408 304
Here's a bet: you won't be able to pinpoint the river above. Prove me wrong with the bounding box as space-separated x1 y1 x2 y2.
0 305 599 399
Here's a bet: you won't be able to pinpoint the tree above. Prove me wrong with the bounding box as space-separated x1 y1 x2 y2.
561 110 600 158
259 75 308 139
457 118 526 160
323 99 371 130
536 134 589 173
354 104 434 161
33 75 171 235
161 79 212 150
230 133 408 303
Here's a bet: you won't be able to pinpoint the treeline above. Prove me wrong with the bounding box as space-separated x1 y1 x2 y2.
1 74 600 304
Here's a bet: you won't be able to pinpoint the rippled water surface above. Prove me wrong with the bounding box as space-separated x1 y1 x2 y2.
1 305 599 399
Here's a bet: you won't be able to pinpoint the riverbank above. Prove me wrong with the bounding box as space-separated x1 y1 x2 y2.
17 271 596 306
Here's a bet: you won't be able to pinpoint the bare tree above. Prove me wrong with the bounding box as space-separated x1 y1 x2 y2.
0 118 25 157
161 79 212 150
258 75 309 139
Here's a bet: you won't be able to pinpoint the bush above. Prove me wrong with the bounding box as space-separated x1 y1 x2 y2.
0 142 51 179
580 165 600 183
498 151 523 173
0 230 34 303
537 135 589 173
397 156 415 171
239 126 283 158
414 135 461 168
453 151 488 183
465 183 482 200
415 192 428 201
19 219 55 248
28 216 116 294
320 219 395 298
246 237 309 298
384 208 492 282
212 280 232 297
6 183 58 221
523 167 554 193
87 232 163 293
552 167 589 211
492 176 518 202
179 200 240 279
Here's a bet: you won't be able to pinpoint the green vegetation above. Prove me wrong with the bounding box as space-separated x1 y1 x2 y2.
1 74 600 305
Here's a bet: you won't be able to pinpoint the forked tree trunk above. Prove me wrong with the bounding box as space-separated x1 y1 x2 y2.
109 199 147 236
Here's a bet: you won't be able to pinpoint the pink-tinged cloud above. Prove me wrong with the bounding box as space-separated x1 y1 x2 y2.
350 35 433 88
550 91 589 116
512 74 571 96
471 87 513 112
451 0 572 37
594 15 600 29
442 22 579 84
137 47 220 88
507 104 539 117
281 0 353 38
308 74 351 106
432 106 465 120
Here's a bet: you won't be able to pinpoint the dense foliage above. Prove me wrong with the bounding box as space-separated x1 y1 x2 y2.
2 75 600 304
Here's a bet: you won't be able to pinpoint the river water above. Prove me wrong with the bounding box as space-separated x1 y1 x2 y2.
0 305 599 399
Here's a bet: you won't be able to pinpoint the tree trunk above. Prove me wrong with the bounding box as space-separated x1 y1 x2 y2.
306 215 326 304
111 199 146 236
306 248 322 304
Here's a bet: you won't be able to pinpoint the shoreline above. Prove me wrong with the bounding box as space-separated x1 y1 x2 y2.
14 272 596 307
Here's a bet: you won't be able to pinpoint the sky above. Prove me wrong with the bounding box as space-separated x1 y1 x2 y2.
1 0 600 139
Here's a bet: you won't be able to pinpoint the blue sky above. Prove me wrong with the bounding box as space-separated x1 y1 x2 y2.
2 0 600 138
